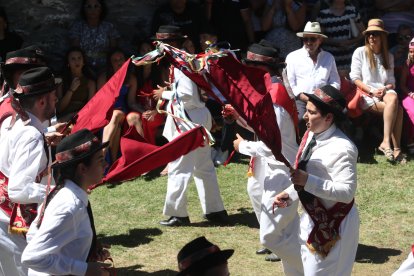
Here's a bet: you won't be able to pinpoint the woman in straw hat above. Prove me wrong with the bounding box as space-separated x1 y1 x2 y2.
350 18 406 164
22 129 111 276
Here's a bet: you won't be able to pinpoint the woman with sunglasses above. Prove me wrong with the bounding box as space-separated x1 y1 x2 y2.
350 18 406 164
69 0 120 77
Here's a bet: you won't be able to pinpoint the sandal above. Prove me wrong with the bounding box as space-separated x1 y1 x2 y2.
378 146 395 162
394 148 407 165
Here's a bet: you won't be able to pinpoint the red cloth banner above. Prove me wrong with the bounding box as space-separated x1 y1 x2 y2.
71 59 131 134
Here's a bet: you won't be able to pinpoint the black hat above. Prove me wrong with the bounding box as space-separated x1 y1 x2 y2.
305 85 347 120
53 129 109 169
243 43 285 69
4 45 46 69
151 25 187 41
14 67 59 98
177 236 234 275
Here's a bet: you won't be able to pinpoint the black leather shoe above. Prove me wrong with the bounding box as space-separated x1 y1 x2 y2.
159 216 190 226
204 210 230 224
256 248 272 255
265 253 281 262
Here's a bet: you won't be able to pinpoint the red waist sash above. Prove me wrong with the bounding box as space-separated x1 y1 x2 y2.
0 171 39 234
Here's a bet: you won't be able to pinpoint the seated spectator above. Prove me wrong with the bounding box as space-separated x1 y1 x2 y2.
390 24 413 79
350 18 406 164
22 129 111 276
399 38 414 154
317 0 365 78
151 0 207 52
69 0 120 77
97 48 137 163
177 236 234 276
0 7 23 62
56 47 96 122
262 0 306 59
129 40 166 145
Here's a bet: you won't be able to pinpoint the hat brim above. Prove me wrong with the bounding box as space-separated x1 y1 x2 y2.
51 141 109 169
14 78 60 98
150 35 188 41
362 28 389 35
296 32 328 38
305 93 347 120
176 249 234 276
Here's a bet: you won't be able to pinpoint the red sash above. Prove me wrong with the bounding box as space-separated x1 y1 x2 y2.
0 171 38 234
295 130 354 258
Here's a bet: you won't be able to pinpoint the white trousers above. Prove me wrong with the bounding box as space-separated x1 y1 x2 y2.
393 249 414 276
163 144 225 217
260 166 303 276
299 205 359 276
247 157 266 223
0 221 27 276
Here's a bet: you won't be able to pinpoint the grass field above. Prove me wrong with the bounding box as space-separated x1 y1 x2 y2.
90 153 414 275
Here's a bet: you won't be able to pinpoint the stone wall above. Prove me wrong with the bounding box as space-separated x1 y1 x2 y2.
2 0 170 71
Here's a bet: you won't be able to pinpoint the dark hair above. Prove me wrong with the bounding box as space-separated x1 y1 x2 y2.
61 46 94 91
80 0 107 21
0 6 9 32
19 94 40 109
104 47 131 83
397 24 412 33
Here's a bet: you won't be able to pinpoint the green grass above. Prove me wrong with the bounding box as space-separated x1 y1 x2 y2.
90 154 414 275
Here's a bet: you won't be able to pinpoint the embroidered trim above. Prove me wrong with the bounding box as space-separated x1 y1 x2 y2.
313 88 345 114
246 51 275 63
14 78 55 95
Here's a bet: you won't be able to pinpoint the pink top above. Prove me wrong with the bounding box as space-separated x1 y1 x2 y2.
407 63 414 92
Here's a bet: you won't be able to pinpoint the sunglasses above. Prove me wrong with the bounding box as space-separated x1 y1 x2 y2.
366 31 381 37
410 42 414 47
84 4 101 9
302 37 318 43
399 35 412 40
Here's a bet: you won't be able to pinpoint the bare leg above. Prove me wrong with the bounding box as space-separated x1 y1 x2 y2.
102 110 125 161
126 112 144 137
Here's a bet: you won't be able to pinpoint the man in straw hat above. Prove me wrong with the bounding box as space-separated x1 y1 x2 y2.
285 21 340 136
0 67 60 276
176 236 233 276
232 42 302 270
22 129 112 276
274 85 359 275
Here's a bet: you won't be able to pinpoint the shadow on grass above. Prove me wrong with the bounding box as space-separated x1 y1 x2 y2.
189 208 259 228
355 243 401 264
98 228 163 248
115 265 177 275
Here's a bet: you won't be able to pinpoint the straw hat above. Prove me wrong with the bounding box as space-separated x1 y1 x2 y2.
363 19 388 35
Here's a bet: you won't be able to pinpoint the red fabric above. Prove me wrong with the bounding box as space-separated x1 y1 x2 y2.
0 98 15 128
71 59 131 134
340 77 363 118
269 82 299 143
206 55 291 168
89 125 206 189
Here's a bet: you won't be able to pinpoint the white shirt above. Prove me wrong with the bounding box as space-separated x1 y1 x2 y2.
349 46 396 88
286 47 340 97
0 112 49 223
286 124 358 208
22 180 92 276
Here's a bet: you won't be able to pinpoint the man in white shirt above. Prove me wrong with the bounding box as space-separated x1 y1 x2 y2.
0 67 59 276
286 21 340 136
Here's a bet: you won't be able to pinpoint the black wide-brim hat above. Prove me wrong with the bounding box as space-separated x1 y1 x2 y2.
242 43 285 69
305 85 347 120
4 45 46 69
176 236 234 276
151 25 187 41
52 129 109 169
14 67 59 98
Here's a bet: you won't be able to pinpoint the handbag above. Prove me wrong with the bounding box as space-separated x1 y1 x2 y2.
340 77 363 118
